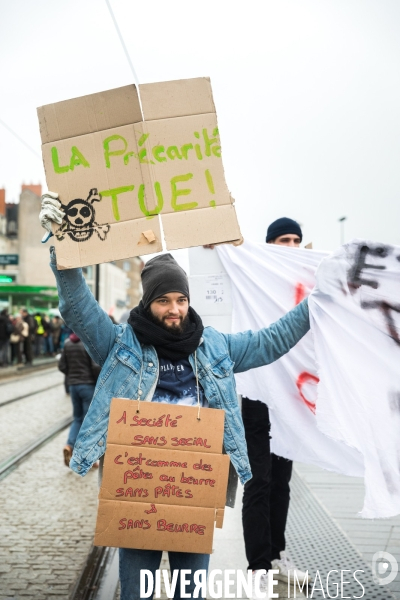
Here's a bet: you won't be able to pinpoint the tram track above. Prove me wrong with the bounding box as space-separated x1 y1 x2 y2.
0 365 120 598
0 381 64 407
0 366 114 598
71 546 119 600
0 361 58 383
0 365 57 385
0 415 73 481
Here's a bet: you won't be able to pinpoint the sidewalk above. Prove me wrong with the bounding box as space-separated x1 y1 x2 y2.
209 462 397 599
294 462 400 599
210 486 305 599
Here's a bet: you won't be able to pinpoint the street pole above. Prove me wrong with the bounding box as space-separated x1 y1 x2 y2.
338 216 347 245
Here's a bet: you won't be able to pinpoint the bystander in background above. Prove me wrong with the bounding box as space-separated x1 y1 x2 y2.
58 332 101 467
20 309 35 365
52 316 62 352
0 310 12 367
10 316 28 365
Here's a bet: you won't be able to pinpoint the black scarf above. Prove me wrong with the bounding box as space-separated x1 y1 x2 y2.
128 301 204 361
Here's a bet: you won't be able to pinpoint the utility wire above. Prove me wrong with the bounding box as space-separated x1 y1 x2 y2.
0 118 41 160
105 0 140 88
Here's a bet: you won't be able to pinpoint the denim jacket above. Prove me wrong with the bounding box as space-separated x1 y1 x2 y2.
49 248 309 485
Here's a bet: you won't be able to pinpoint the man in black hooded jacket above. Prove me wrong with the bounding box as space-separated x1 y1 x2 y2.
58 333 101 466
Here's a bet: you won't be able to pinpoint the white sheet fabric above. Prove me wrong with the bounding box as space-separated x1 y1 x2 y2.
217 240 364 483
218 238 400 517
309 239 400 518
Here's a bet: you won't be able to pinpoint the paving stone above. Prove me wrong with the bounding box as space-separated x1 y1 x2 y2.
5 572 34 579
0 377 69 463
0 566 12 574
0 373 98 600
7 583 28 590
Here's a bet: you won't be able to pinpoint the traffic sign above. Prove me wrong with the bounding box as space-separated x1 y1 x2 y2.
0 254 18 265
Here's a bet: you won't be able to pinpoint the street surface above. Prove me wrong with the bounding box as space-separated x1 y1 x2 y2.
295 462 400 598
0 370 67 462
0 368 399 599
0 368 98 599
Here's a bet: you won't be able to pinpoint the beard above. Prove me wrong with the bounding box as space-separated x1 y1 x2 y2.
147 308 190 336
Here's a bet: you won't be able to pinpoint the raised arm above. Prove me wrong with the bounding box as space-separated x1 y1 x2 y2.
224 299 310 373
49 247 117 366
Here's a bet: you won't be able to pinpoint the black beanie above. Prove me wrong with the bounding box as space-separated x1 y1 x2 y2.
141 254 190 309
266 217 303 243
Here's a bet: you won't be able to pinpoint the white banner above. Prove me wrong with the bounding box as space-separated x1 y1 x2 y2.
309 239 400 518
217 241 364 480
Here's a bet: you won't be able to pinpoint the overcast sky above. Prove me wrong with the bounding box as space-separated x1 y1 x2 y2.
1 0 400 255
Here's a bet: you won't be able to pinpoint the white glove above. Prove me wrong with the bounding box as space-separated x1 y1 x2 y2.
39 192 65 243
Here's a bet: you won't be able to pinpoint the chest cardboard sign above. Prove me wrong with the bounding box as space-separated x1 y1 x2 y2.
94 398 230 554
37 77 242 270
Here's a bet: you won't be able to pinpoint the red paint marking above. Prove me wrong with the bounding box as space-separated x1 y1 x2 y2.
296 371 319 414
294 282 306 305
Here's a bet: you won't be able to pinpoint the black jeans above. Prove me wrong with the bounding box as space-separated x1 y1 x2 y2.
242 397 293 571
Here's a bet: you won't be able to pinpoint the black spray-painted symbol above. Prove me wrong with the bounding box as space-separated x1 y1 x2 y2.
55 188 110 243
348 243 400 347
361 300 400 347
348 243 391 292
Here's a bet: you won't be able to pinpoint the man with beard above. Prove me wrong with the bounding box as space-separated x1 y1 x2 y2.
140 259 208 409
40 195 310 600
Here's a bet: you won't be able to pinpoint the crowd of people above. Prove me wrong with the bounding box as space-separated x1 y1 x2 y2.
0 309 71 368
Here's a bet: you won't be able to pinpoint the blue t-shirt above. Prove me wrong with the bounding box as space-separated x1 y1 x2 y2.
151 357 207 407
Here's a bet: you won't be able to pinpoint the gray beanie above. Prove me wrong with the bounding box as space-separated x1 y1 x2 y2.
141 254 190 309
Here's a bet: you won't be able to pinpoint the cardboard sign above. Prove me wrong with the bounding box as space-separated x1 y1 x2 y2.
37 78 242 269
95 501 216 554
99 446 229 508
106 397 225 452
94 399 230 553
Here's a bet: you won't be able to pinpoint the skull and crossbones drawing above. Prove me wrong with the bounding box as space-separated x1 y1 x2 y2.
55 189 110 243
